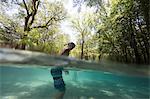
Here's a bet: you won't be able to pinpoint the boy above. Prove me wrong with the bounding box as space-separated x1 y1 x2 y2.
51 42 76 99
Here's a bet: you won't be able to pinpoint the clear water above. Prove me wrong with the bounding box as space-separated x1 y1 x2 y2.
0 49 149 99
0 65 149 99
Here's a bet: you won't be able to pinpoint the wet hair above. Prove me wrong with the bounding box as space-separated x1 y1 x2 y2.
68 42 76 49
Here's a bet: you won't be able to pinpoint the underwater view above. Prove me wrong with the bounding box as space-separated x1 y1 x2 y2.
0 65 149 99
0 49 149 99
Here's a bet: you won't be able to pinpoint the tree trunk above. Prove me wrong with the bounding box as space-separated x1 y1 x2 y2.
81 40 84 59
20 0 40 50
124 47 128 63
20 34 28 50
137 12 149 64
129 18 141 64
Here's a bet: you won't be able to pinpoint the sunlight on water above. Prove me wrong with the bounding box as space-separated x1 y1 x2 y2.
0 48 150 99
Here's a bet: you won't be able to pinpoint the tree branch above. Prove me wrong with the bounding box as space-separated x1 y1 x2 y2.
30 9 66 30
31 17 56 29
23 0 30 16
29 0 40 27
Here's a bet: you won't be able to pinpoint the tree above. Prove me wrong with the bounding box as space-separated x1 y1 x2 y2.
0 13 22 48
18 0 66 49
0 0 67 52
71 12 96 59
108 0 150 64
76 0 149 64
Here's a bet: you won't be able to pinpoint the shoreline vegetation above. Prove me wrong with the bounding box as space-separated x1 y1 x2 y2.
0 0 149 65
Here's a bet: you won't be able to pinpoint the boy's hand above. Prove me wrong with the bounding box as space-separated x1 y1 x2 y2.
55 61 68 66
64 70 69 75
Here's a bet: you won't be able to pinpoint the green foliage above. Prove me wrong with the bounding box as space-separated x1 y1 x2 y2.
0 12 22 44
26 26 69 54
74 0 149 64
71 12 99 60
0 0 149 64
0 0 68 54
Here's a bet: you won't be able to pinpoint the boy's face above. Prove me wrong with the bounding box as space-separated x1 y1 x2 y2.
68 44 74 50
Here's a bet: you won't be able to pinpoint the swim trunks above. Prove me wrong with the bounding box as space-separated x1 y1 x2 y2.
51 67 66 92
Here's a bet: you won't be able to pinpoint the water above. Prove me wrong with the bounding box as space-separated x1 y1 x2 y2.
0 49 150 99
0 65 149 99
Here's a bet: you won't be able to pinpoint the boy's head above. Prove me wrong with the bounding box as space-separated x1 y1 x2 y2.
67 42 76 50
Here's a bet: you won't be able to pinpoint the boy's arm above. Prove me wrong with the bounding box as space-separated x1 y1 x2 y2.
61 49 70 56
61 49 67 55
63 69 69 74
